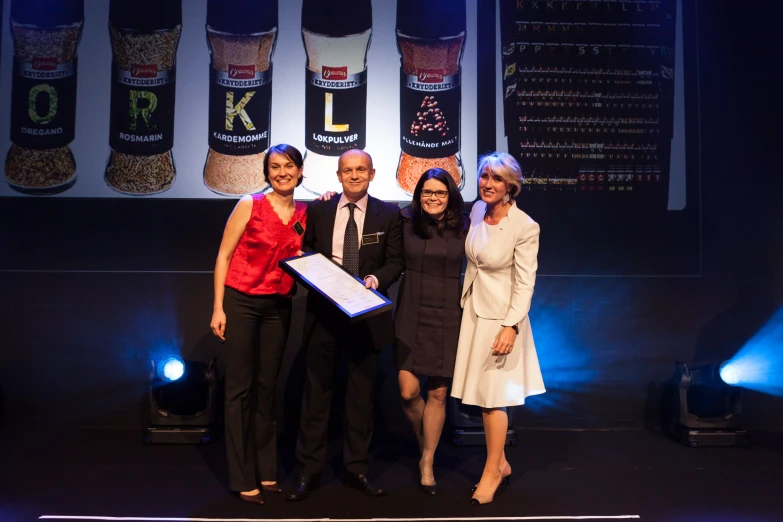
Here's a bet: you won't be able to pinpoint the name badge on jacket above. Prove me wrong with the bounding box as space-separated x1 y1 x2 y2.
362 232 383 245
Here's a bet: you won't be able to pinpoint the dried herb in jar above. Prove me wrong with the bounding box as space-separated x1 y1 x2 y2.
105 0 182 195
396 0 466 195
301 0 372 196
204 0 278 196
5 0 84 195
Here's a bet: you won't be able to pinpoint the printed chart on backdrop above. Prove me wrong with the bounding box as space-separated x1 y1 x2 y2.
0 0 478 202
494 0 687 211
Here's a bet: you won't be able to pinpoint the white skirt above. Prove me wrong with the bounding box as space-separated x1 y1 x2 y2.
451 292 546 408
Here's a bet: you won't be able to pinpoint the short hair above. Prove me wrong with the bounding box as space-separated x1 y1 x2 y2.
337 149 374 172
476 152 523 197
263 144 304 186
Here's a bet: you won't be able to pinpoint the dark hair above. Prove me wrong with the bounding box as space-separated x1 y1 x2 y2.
411 168 468 239
263 144 304 186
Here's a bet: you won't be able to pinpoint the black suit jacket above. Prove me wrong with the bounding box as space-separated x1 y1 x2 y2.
302 194 403 348
304 194 404 297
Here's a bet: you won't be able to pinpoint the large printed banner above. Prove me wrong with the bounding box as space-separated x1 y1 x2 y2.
0 0 479 201
495 0 688 210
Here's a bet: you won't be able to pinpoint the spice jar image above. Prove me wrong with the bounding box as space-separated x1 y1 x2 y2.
5 0 84 195
301 0 372 196
105 0 182 195
396 0 466 195
204 0 278 196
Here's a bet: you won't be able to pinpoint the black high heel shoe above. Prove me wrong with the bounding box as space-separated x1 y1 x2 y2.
419 462 437 495
419 483 437 495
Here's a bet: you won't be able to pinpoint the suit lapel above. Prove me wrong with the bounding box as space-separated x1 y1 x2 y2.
321 196 340 259
359 196 382 274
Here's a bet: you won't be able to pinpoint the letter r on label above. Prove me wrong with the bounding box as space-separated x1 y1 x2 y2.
129 90 158 130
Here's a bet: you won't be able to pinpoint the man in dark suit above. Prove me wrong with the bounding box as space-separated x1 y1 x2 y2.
287 149 404 501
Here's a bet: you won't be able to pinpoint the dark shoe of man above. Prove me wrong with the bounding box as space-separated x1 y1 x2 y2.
239 491 264 505
342 472 387 496
286 476 319 501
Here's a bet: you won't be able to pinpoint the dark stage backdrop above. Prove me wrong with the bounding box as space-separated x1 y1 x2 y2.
490 0 702 276
1 0 782 434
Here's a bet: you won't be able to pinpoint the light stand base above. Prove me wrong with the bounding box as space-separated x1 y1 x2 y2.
144 425 216 445
451 429 517 446
673 424 749 447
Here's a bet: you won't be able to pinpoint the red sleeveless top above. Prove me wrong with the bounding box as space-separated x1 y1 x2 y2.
225 194 307 296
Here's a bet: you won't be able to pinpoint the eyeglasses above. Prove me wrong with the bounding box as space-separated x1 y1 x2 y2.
421 189 449 199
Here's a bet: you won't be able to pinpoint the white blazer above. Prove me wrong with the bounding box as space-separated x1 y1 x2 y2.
461 200 540 327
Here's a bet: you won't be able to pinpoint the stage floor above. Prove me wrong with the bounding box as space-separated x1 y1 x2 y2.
1 426 782 522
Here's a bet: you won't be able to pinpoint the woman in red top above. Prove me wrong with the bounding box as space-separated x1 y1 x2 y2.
210 144 307 505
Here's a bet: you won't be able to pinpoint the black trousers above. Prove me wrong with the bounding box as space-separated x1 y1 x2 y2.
223 287 292 492
296 292 388 478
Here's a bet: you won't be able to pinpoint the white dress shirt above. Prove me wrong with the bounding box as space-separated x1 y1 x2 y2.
331 193 378 288
331 193 368 267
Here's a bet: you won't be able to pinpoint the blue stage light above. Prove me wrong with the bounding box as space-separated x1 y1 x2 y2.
719 361 742 386
158 356 185 382
720 306 783 397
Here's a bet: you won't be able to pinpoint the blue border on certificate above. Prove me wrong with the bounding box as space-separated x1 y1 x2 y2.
279 252 392 323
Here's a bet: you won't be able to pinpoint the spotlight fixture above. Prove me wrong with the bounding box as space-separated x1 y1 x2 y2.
669 361 749 447
144 354 219 445
157 355 186 382
718 361 742 386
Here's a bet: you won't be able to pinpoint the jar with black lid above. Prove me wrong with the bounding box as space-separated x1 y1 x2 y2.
105 0 182 196
5 0 84 195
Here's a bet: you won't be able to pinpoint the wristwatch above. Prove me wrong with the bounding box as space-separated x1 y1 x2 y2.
506 324 519 334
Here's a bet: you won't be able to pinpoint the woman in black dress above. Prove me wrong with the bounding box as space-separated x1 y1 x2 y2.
394 168 468 495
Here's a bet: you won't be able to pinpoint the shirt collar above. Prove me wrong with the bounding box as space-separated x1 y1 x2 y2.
338 193 369 214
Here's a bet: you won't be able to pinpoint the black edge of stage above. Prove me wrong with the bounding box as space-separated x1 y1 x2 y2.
2 426 783 522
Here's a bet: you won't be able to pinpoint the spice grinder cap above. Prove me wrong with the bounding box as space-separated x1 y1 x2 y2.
208 0 278 34
302 0 371 37
110 0 182 32
11 0 84 27
396 0 466 38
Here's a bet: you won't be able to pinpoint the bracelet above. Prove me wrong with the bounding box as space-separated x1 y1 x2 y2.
506 324 519 334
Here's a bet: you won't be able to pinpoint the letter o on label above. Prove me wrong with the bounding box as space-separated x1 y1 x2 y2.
29 84 58 124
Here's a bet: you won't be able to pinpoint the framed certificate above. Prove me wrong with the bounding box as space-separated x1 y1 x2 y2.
279 252 392 322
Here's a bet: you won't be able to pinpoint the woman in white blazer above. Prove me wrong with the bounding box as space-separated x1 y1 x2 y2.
451 152 545 505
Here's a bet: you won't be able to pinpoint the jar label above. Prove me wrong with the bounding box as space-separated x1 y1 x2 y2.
305 68 367 156
109 61 176 155
10 58 77 149
209 66 273 156
399 69 461 158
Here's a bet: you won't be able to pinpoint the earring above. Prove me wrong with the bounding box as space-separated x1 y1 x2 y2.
502 193 510 204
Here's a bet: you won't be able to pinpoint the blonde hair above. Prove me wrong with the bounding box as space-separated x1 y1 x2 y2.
477 152 523 198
